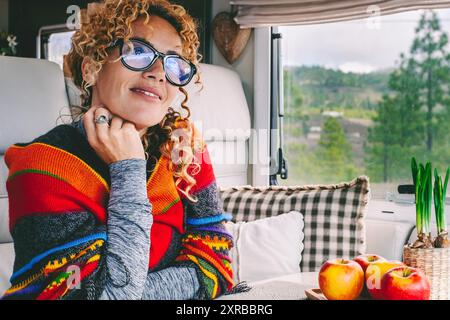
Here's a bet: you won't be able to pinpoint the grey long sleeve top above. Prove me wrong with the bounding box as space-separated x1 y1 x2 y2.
72 120 200 300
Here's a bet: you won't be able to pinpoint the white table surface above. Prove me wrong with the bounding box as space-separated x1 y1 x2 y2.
217 272 319 300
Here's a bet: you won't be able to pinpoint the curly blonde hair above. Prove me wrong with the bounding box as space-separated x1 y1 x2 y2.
66 0 202 202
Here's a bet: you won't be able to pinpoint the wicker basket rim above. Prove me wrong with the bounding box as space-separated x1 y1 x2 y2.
404 244 450 251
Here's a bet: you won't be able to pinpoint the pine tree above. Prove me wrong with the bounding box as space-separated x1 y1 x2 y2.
367 10 450 182
409 11 450 152
366 93 420 182
315 117 356 182
367 96 397 182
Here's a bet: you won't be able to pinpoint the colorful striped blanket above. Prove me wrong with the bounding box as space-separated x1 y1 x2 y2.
2 120 234 299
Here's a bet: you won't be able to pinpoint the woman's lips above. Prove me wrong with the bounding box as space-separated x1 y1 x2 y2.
130 88 161 102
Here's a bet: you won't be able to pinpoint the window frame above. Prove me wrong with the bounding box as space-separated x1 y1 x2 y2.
271 12 450 218
37 24 72 60
251 27 272 187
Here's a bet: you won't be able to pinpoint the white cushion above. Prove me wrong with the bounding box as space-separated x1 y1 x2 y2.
226 211 304 283
0 156 12 244
0 242 15 296
365 218 414 260
0 197 10 244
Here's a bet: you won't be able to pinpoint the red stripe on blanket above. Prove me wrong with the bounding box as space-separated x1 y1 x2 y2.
7 173 107 231
150 201 185 269
149 223 174 270
36 258 100 300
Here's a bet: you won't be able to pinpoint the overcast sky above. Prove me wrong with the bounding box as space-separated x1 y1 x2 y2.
279 8 450 73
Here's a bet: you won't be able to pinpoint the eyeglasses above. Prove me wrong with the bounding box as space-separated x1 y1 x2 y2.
111 37 197 87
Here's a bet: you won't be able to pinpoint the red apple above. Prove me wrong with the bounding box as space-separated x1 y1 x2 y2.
381 266 430 300
365 260 405 299
319 258 364 300
354 254 387 297
354 254 386 272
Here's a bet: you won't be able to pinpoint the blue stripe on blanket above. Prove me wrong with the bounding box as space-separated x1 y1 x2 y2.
2 281 44 298
186 213 232 226
193 226 233 238
10 232 107 283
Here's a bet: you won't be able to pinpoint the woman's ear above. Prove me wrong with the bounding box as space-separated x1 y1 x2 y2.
81 56 90 83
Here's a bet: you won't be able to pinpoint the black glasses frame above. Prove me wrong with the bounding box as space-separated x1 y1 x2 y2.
112 38 197 87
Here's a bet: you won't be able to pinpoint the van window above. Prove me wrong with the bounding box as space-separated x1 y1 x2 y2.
279 9 450 199
38 25 75 69
46 31 75 69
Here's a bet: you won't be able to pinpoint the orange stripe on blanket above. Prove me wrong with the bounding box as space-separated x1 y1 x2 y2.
147 156 182 215
184 234 232 251
5 143 109 203
181 241 234 286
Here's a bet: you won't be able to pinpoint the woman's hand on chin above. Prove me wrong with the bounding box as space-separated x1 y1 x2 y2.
83 106 146 165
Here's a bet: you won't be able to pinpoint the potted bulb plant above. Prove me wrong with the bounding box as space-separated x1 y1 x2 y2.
403 157 450 300
433 167 449 248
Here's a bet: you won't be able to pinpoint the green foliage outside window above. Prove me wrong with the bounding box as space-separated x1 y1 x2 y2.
283 11 450 188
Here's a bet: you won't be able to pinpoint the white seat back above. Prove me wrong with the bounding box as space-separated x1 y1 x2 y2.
174 63 251 187
0 56 71 295
0 56 70 244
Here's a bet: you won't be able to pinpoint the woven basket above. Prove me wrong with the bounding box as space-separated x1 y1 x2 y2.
403 245 450 300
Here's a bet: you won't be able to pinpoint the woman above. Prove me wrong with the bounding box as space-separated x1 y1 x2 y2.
2 0 239 300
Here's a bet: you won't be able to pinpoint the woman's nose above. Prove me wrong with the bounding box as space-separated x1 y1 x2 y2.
143 58 165 83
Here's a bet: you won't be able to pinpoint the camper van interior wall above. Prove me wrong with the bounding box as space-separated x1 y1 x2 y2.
212 12 251 64
0 31 17 56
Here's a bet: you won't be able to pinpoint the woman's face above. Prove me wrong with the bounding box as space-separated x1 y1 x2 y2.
86 15 182 134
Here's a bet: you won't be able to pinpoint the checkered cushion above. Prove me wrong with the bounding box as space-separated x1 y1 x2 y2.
219 176 370 272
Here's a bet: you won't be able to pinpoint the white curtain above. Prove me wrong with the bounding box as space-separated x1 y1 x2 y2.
230 0 450 28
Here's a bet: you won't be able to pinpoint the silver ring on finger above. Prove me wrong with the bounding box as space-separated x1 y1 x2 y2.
94 115 110 126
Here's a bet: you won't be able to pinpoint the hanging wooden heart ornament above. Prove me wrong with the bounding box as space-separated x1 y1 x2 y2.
212 12 252 65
